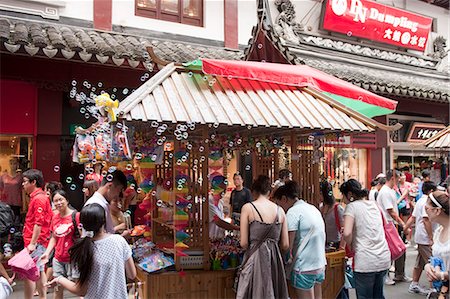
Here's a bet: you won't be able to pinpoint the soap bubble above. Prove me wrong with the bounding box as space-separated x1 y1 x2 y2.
151 155 157 161
79 174 85 180
257 43 263 49
200 156 206 162
273 139 278 145
106 174 113 181
156 200 163 207
126 164 133 171
71 80 77 86
84 113 90 119
308 135 315 141
199 146 205 152
245 165 251 171
213 122 219 128
197 178 203 184
187 203 192 209
102 170 108 177
70 184 77 191
137 188 142 194
80 107 86 114
347 31 352 37
91 87 96 92
53 165 60 172
256 142 261 148
123 88 129 95
130 184 136 189
66 177 73 184
188 72 193 77
151 121 159 128
135 153 143 160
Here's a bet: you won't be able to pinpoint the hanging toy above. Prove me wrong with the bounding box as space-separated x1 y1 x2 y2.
95 93 119 122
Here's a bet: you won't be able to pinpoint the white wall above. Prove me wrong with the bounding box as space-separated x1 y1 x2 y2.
112 0 224 41
59 0 93 21
238 0 257 45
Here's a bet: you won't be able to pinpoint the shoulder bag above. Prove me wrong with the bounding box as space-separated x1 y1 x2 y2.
285 226 314 276
378 208 406 261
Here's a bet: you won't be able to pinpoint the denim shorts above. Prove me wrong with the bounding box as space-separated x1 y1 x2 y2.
53 258 80 280
30 244 46 272
290 271 325 290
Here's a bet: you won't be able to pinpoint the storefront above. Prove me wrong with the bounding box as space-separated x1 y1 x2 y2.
388 116 448 182
244 0 449 181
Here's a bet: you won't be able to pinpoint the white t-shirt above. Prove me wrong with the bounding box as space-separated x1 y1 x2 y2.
85 234 132 299
412 195 432 245
209 196 225 240
344 200 391 273
377 185 398 223
286 200 327 272
84 192 114 233
368 189 378 201
432 226 450 273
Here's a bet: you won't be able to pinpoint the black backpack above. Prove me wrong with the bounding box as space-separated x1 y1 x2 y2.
0 202 14 237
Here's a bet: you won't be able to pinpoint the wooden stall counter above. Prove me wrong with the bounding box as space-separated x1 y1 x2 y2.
136 250 345 299
322 250 346 299
137 267 235 299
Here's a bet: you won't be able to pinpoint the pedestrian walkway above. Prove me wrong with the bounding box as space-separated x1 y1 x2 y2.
7 243 431 298
349 244 432 299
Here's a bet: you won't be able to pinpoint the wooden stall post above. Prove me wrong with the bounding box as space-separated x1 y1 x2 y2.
202 126 210 270
291 131 299 182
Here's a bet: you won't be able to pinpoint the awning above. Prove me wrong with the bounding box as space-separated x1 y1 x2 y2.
424 126 450 149
118 62 401 133
202 59 398 118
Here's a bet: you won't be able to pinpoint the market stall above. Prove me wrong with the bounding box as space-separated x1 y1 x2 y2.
72 58 400 298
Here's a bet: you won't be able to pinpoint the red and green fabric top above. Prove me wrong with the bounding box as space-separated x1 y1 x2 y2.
193 59 397 118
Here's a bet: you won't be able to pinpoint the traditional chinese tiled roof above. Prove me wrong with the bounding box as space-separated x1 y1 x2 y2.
0 17 243 70
244 0 450 104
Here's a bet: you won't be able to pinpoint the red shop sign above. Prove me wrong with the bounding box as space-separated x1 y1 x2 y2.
322 0 433 52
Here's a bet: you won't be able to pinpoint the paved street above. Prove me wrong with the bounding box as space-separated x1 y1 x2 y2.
7 243 431 299
349 244 431 299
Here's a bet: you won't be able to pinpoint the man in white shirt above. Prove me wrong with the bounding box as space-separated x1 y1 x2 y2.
208 194 239 240
84 170 127 234
404 181 437 294
377 169 411 284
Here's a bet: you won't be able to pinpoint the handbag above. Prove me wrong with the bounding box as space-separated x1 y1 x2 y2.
333 204 354 258
379 209 406 261
232 220 276 293
285 226 314 276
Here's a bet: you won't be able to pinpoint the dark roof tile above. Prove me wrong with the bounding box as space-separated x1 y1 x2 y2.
12 22 28 45
60 26 82 51
1 17 243 68
46 26 65 49
29 23 46 48
0 19 10 41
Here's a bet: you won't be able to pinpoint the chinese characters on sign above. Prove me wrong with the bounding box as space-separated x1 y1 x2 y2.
406 123 445 142
322 0 433 52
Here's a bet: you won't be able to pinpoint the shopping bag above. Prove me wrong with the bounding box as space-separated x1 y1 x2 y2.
7 248 40 281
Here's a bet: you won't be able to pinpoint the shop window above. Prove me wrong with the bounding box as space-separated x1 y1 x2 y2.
0 135 33 174
0 135 33 214
135 0 203 27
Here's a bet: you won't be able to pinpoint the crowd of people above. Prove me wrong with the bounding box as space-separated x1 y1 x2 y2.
0 165 449 299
